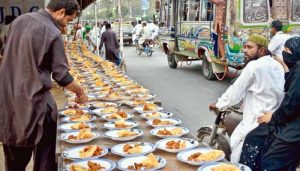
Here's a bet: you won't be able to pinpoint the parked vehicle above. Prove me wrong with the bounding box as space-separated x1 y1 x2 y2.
113 23 133 45
157 0 300 80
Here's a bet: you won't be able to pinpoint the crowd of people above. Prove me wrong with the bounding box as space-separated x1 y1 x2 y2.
70 19 160 65
0 0 300 170
210 20 300 171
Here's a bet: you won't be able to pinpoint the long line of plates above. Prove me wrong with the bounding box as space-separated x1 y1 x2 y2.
58 46 251 171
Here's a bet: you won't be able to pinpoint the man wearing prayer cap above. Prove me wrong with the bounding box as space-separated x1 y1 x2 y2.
210 34 285 163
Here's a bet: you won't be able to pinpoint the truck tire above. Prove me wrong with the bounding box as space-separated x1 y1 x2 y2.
202 56 216 80
197 127 231 160
168 53 177 69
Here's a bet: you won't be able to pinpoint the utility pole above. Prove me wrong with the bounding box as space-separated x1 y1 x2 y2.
94 0 100 56
118 0 124 67
129 0 132 18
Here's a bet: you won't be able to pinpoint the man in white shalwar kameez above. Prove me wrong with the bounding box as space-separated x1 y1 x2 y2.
210 34 285 163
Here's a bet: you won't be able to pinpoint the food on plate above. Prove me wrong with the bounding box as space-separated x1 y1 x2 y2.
157 128 183 136
63 109 87 115
211 164 240 171
118 80 132 86
102 107 118 113
132 99 148 106
143 104 157 111
68 129 94 141
70 114 92 122
79 145 104 158
106 111 127 120
152 119 173 126
129 88 148 94
127 153 159 170
117 130 138 137
145 112 161 118
125 84 141 90
67 104 85 109
114 119 131 128
165 140 186 149
107 92 120 98
70 161 106 171
101 86 112 91
92 103 116 108
187 150 224 162
95 80 108 87
123 144 143 154
71 122 90 130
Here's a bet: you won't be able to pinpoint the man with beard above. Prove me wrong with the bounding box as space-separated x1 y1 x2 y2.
209 34 285 163
0 0 88 170
240 37 300 171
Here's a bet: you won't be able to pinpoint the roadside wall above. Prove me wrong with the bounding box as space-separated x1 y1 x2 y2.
0 0 45 30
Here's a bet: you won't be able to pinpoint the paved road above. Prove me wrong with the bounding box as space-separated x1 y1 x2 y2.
123 46 232 136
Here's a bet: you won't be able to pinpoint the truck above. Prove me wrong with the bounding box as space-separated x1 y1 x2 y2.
157 0 300 80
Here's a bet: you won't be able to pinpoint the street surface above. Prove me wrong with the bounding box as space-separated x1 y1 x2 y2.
124 46 232 136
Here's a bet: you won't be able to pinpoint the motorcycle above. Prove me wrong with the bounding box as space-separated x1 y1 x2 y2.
197 106 243 159
135 39 154 57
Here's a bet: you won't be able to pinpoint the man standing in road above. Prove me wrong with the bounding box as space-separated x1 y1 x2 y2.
99 23 120 65
268 20 291 60
210 35 285 163
0 0 88 170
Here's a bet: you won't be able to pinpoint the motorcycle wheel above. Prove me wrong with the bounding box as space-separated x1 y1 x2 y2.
147 48 153 56
197 128 231 160
138 49 142 55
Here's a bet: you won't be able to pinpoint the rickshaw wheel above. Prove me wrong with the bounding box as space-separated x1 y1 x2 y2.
202 56 216 80
167 53 177 69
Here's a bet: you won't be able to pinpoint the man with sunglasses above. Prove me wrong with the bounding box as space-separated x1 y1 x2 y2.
209 34 285 163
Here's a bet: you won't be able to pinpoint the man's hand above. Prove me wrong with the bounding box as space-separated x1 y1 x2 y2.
209 103 218 112
257 112 272 124
75 93 88 104
65 81 88 103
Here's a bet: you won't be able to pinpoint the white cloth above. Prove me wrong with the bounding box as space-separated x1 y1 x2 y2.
151 25 160 40
132 24 143 37
101 26 106 36
75 29 83 40
138 26 153 47
131 24 142 42
268 31 291 59
142 26 153 40
91 26 101 45
216 55 285 163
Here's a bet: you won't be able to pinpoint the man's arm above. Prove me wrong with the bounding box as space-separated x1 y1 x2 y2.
216 63 254 110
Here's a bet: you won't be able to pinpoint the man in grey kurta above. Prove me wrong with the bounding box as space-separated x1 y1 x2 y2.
99 23 120 64
0 1 87 170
